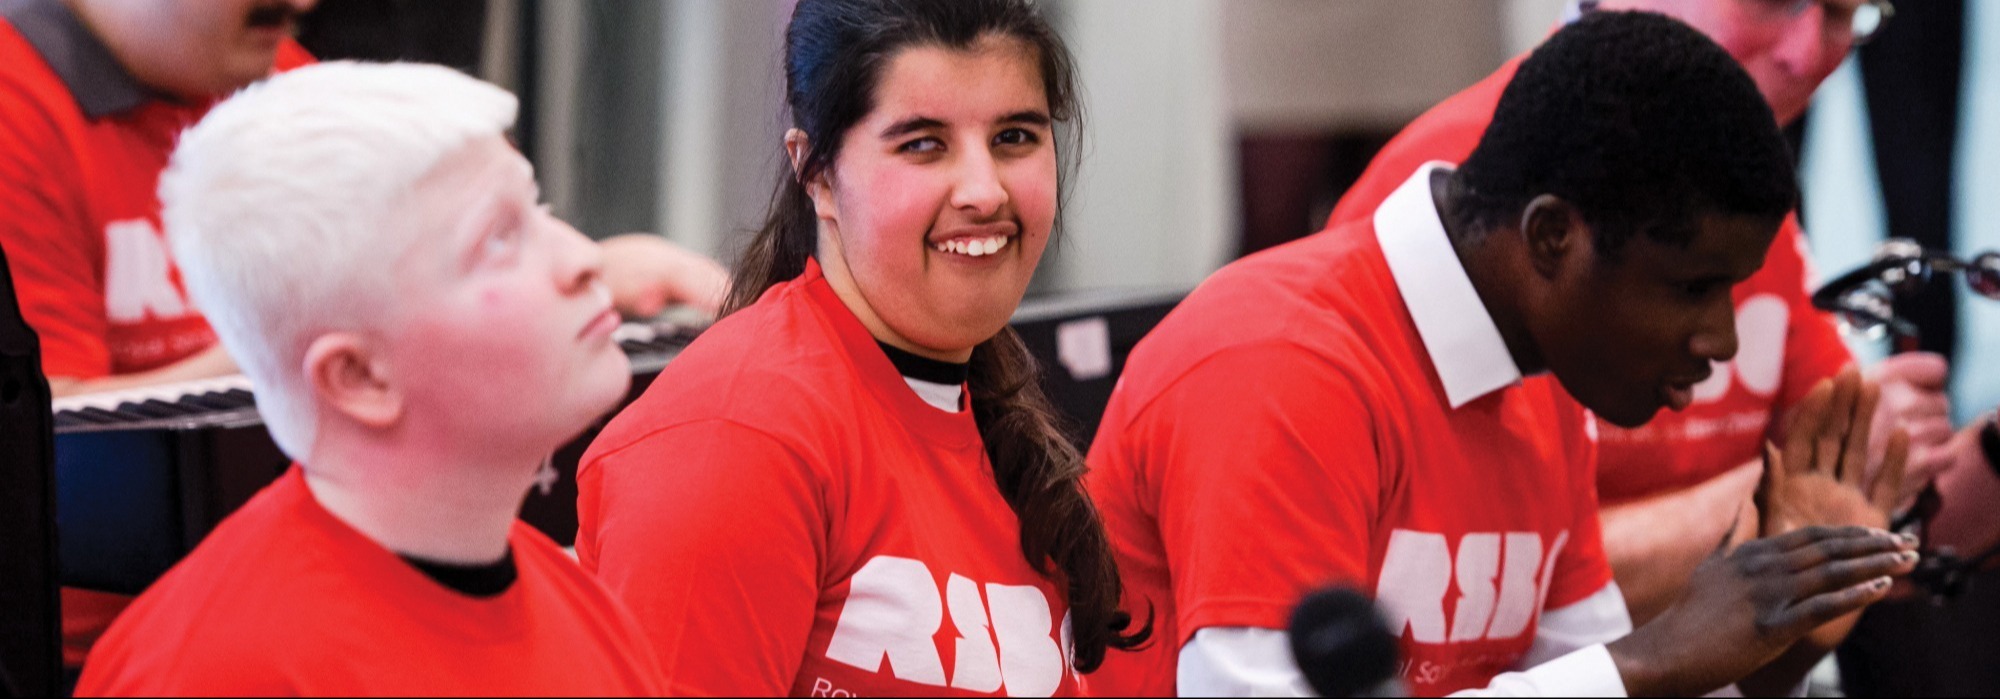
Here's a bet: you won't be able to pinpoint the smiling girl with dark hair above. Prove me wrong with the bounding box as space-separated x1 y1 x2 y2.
575 0 1146 695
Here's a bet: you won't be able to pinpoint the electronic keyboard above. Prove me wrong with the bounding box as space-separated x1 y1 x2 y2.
53 321 699 595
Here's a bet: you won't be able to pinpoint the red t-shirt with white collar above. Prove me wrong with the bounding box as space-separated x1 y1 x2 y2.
1085 166 1613 696
1325 56 1853 505
577 259 1081 697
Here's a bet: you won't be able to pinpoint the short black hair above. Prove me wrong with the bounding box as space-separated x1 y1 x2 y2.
1453 10 1799 254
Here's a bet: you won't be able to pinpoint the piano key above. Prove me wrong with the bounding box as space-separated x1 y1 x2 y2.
51 374 257 415
178 393 241 412
221 389 256 407
53 412 92 428
54 409 110 425
77 407 132 424
117 402 180 420
140 399 200 417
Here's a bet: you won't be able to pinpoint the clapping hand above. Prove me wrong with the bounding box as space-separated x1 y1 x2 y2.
1757 367 1913 653
1761 367 1910 537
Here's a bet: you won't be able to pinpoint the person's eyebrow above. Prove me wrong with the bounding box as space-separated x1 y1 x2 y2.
880 116 946 139
998 110 1052 128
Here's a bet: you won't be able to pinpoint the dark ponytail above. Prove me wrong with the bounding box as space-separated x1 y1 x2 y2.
725 0 1149 673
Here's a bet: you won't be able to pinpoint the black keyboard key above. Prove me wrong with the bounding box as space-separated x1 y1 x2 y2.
141 399 198 417
78 407 132 423
117 402 178 420
54 412 90 428
221 389 257 407
179 393 238 412
55 409 112 425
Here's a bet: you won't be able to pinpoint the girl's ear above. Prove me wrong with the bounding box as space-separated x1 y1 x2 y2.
785 129 838 222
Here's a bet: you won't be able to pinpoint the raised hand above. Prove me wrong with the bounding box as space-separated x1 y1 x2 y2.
598 233 732 318
1761 367 1911 537
1753 367 1913 661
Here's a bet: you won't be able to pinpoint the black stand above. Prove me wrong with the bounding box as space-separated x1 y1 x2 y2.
0 240 60 697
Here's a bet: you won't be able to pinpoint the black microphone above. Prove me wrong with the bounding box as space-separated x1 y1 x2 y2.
1289 587 1402 698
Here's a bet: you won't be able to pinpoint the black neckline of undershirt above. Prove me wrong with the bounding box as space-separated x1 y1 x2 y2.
877 342 970 386
400 550 518 598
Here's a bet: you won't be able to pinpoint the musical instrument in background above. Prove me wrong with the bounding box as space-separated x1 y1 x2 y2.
50 321 701 596
1813 238 2000 598
1812 238 2000 348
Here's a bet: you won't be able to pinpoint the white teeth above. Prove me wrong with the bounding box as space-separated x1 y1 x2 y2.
932 235 1011 257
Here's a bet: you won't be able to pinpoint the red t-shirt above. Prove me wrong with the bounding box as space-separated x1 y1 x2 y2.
1085 169 1613 697
577 259 1082 697
0 15 312 379
1325 56 1852 504
0 10 317 665
74 468 667 696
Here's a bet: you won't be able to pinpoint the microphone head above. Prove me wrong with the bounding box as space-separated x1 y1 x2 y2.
1289 587 1400 698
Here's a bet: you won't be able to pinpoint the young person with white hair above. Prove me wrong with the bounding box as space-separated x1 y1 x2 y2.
73 62 665 696
0 0 724 670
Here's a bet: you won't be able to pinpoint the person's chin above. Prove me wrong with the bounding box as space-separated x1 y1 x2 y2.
581 353 634 409
1597 401 1664 430
223 50 282 84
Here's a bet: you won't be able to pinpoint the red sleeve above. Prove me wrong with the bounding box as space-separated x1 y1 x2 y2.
578 419 825 697
0 76 109 379
1543 399 1615 610
1137 343 1383 643
1772 216 1853 413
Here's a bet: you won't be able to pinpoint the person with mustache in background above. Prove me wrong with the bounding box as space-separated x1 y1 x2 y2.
0 0 726 680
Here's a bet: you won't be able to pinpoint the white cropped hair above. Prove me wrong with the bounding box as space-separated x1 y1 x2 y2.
160 61 518 460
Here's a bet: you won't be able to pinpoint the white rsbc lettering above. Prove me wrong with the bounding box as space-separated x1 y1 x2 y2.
986 582 1065 697
1377 530 1451 644
1448 533 1500 642
947 574 1001 693
825 556 948 687
103 219 190 323
1376 530 1569 645
825 555 1069 697
1486 532 1545 639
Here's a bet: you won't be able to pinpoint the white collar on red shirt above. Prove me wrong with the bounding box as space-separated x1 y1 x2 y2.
1373 162 1525 409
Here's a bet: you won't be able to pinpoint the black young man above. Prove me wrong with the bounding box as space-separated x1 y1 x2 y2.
1085 12 1917 697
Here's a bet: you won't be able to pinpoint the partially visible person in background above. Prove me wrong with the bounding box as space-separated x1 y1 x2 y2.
0 0 723 678
77 60 666 696
0 0 724 402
